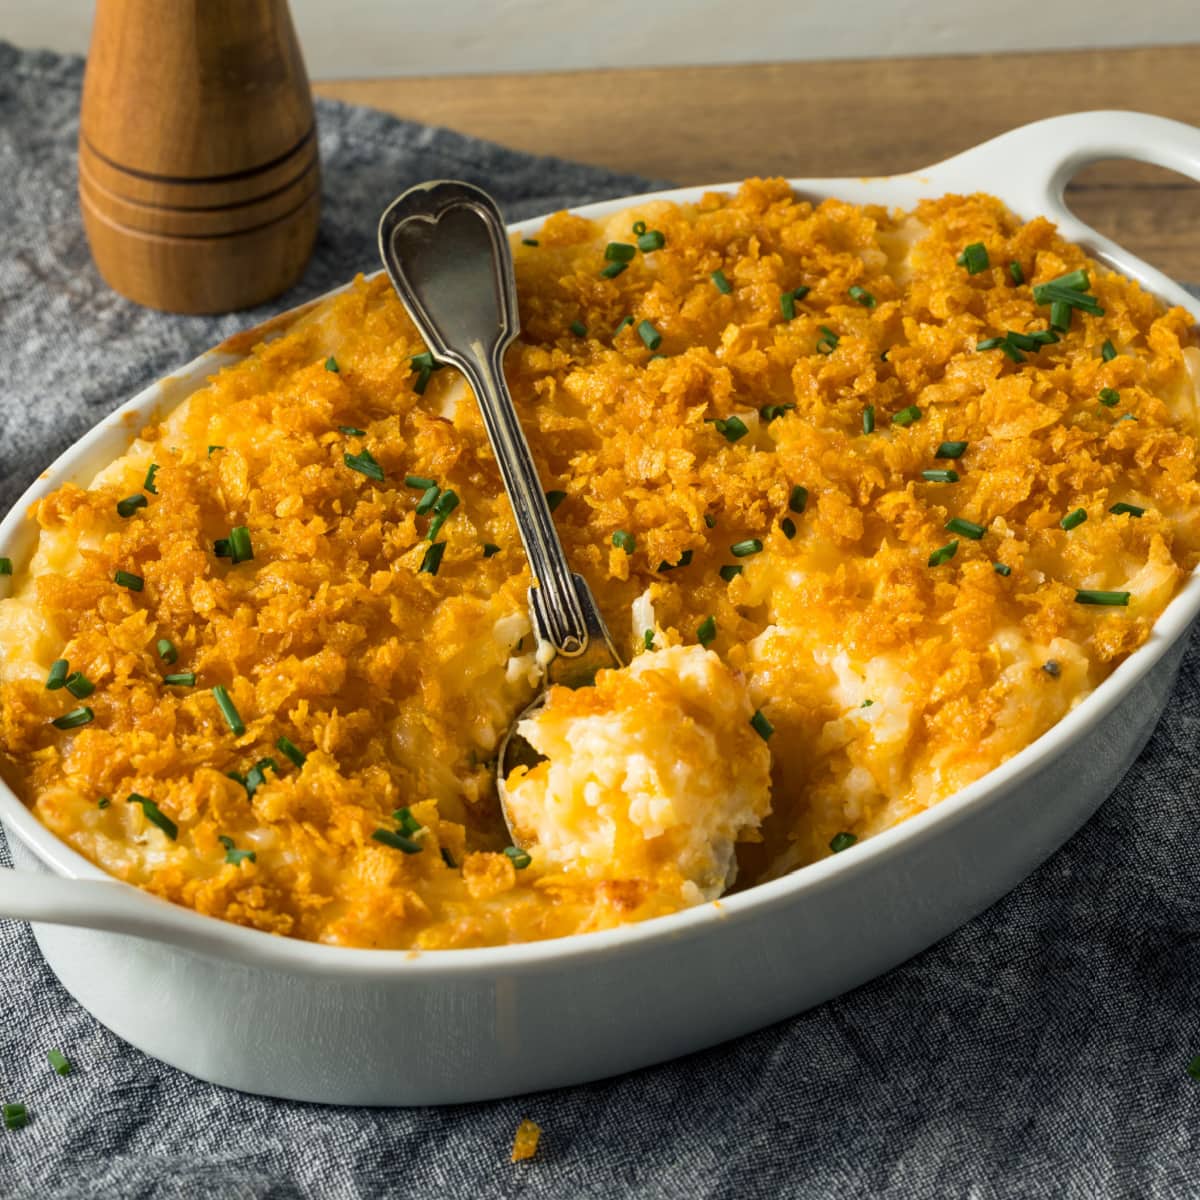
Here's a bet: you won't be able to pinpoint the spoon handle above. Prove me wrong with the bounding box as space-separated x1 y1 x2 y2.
457 349 589 656
378 181 602 661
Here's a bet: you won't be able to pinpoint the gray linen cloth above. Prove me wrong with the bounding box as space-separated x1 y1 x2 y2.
2 39 1200 1200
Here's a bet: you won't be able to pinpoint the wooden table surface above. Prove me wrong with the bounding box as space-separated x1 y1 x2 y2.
317 44 1200 282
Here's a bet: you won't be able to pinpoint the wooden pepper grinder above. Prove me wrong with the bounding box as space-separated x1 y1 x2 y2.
79 0 320 314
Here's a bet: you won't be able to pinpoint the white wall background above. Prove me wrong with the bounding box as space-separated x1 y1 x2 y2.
5 0 1198 78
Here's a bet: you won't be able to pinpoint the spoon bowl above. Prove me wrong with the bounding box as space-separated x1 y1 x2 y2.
377 181 624 841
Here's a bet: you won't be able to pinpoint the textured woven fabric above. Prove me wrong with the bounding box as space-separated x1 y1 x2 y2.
3 39 1200 1200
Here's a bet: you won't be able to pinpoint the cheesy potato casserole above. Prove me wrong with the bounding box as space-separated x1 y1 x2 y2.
1 179 1198 949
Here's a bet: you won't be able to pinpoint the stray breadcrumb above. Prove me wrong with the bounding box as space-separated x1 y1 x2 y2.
511 1118 541 1162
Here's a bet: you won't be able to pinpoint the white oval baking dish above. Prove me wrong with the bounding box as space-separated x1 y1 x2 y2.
1 110 1199 1106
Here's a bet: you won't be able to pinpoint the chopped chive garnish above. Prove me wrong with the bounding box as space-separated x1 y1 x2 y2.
759 403 795 422
719 564 743 581
731 538 763 558
413 368 433 394
1116 414 1138 423
936 441 968 459
218 834 256 865
861 699 874 708
546 490 567 512
207 445 223 457
946 517 986 540
993 562 1012 576
410 351 436 372
325 356 339 373
781 517 797 540
927 540 959 567
1028 329 1060 345
781 291 797 321
114 571 143 592
1006 331 1041 352
637 320 662 351
211 685 244 736
1032 269 1090 299
1009 261 1025 285
373 829 423 854
339 426 366 437
1038 286 1103 316
957 243 990 274
117 494 147 518
632 220 647 235
276 735 307 768
127 794 177 840
1060 508 1088 531
522 238 538 247
504 845 533 869
922 469 959 483
405 475 436 490
482 543 501 558
0 558 11 575
612 530 635 553
156 638 177 665
46 660 69 690
829 831 858 853
1101 339 1118 362
697 615 717 647
601 262 627 280
344 449 384 482
1109 502 1144 517
976 337 1006 351
4 1103 28 1130
789 485 809 514
848 285 875 308
1098 387 1120 407
657 549 693 572
415 485 440 515
47 1049 70 1076
163 672 195 687
892 405 921 427
637 230 666 252
613 316 634 337
433 489 459 516
214 539 232 558
395 806 422 837
440 848 457 869
605 242 637 263
570 320 588 337
643 630 656 650
244 758 278 797
711 269 732 294
65 672 94 699
749 709 774 740
1043 660 1061 677
816 325 838 351
707 415 749 443
229 525 253 564
419 542 446 575
862 406 875 434
1049 301 1072 332
1075 589 1131 607
98 796 110 809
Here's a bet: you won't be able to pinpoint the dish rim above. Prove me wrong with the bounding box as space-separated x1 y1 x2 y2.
2 109 1199 975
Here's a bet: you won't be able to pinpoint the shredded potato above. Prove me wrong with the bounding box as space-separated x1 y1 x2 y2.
1 179 1197 948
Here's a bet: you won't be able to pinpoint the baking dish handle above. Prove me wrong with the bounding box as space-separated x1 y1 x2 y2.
925 110 1200 279
0 865 221 952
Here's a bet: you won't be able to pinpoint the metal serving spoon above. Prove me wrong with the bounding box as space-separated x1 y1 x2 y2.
378 181 623 841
